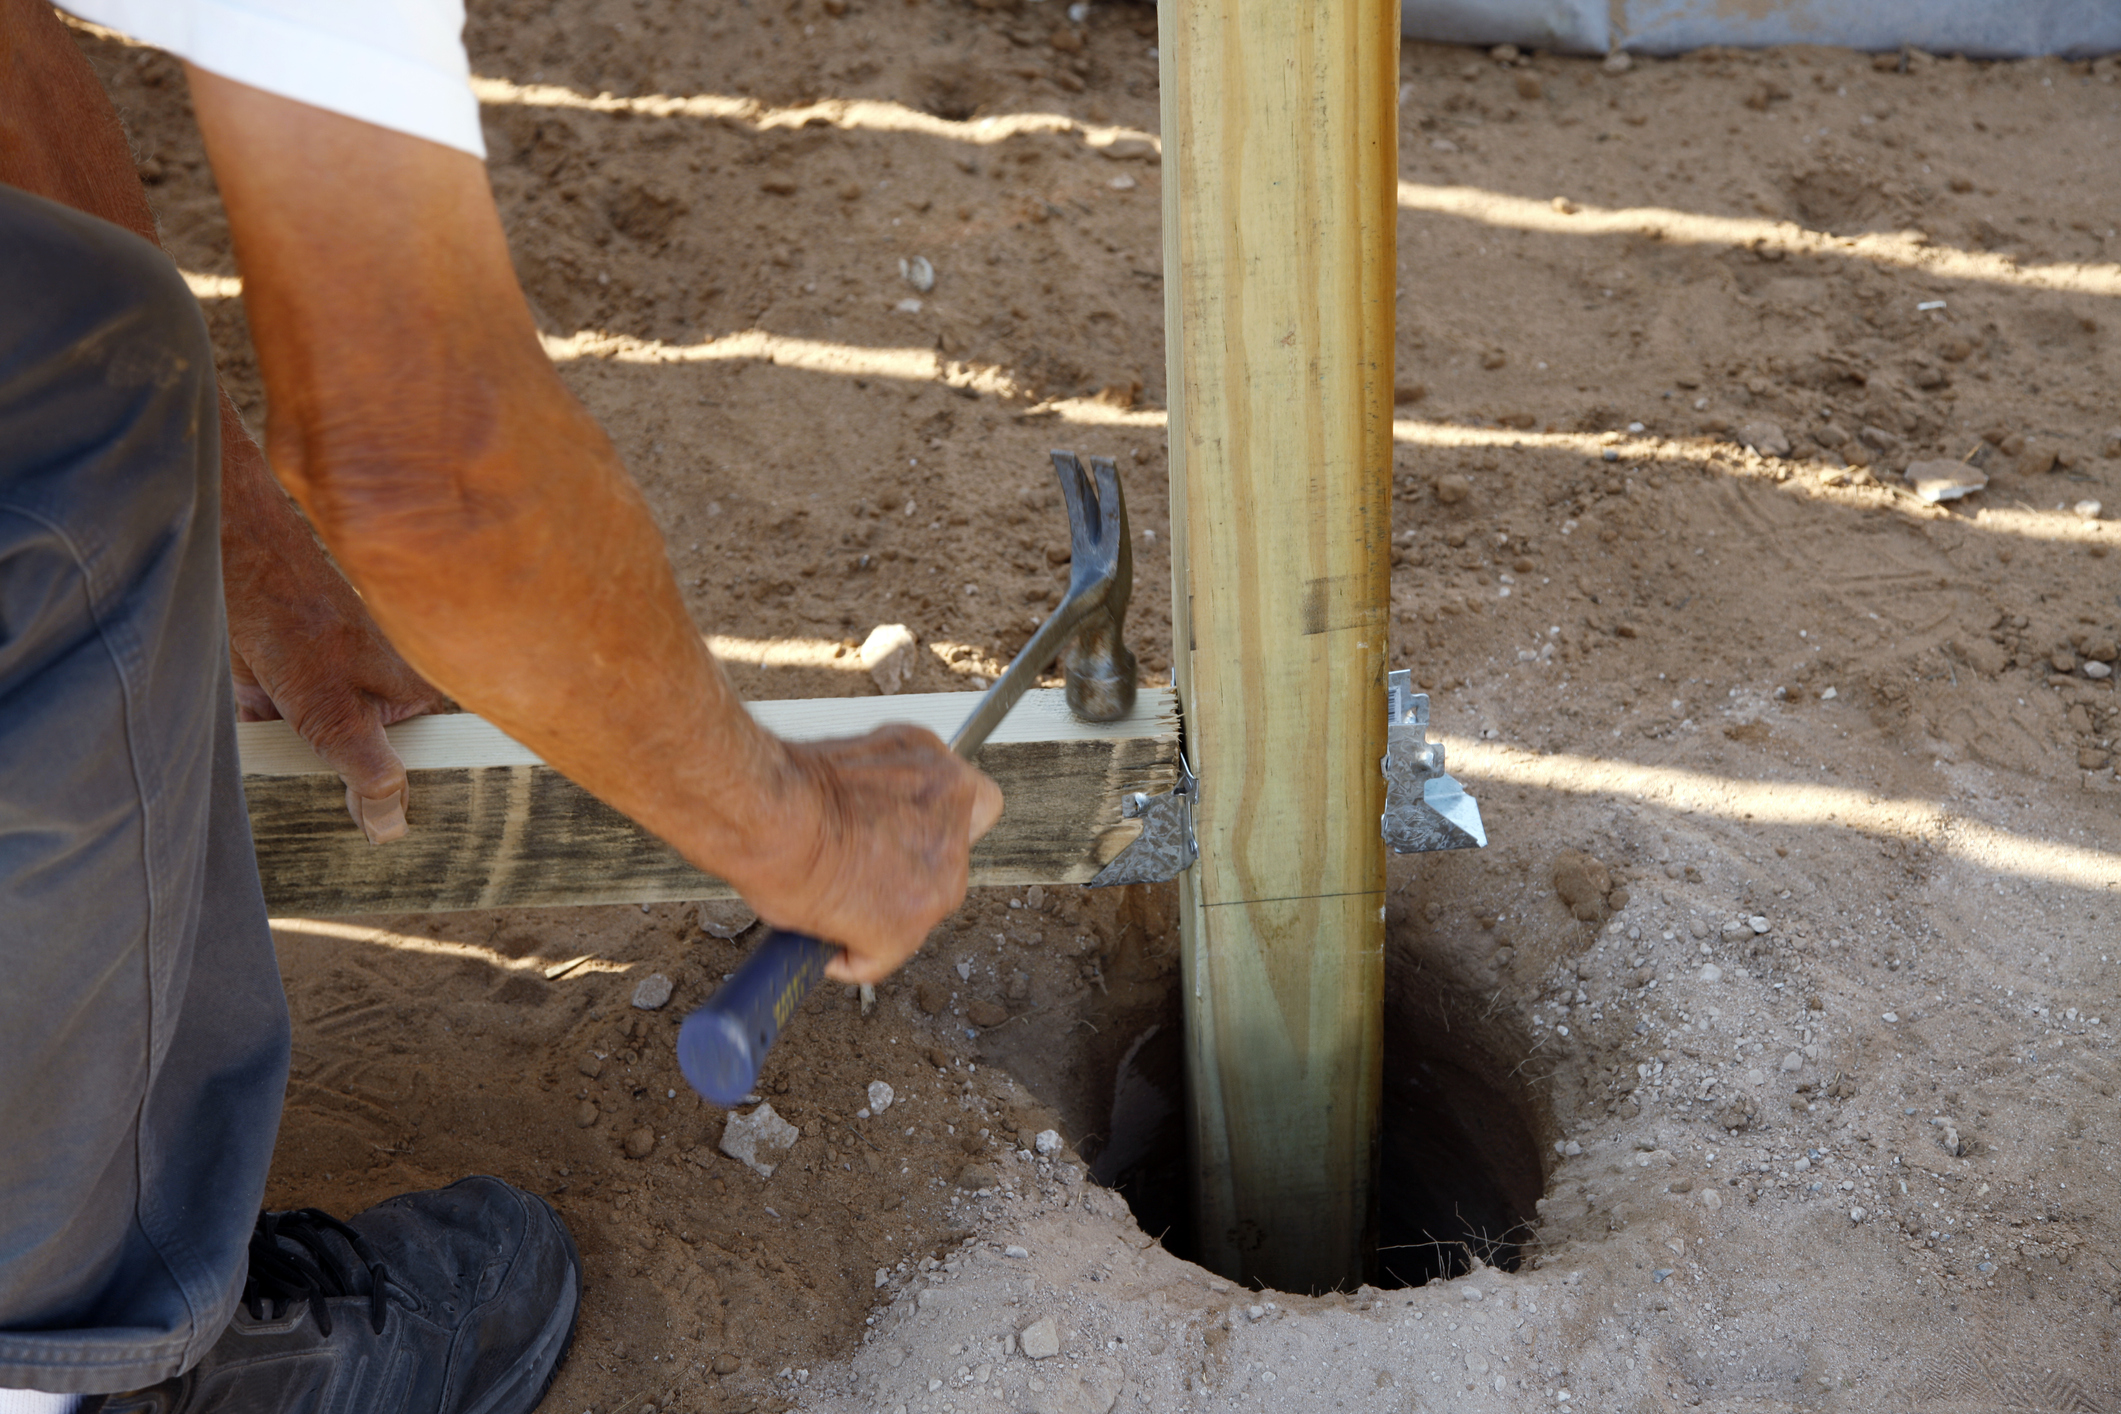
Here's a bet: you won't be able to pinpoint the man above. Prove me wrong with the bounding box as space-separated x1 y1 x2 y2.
0 1 1004 1409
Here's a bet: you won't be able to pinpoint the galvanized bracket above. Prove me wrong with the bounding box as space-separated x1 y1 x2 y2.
1089 757 1198 887
1381 670 1487 854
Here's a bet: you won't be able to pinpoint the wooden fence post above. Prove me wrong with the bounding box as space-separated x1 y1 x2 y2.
1157 0 1397 1292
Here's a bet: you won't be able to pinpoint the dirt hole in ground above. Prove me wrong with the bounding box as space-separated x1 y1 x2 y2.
1059 918 1547 1290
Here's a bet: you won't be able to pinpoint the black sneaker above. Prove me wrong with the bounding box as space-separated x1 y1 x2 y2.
101 1176 580 1414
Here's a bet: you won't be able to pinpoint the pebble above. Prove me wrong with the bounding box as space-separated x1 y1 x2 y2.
1461 1286 1484 1302
1107 174 1137 191
1098 136 1156 161
2088 662 2114 680
624 1126 657 1159
1849 1207 1867 1223
860 623 918 695
1738 421 1791 458
578 1055 604 1079
1701 1188 1724 1213
1779 1051 1803 1072
1020 1317 1061 1360
956 1163 999 1191
632 973 674 1010
1434 473 1472 505
966 999 1009 1028
1034 1128 1063 1157
1721 921 1751 943
2074 500 2102 520
712 1353 741 1376
719 1101 800 1178
1699 963 1724 984
574 1100 600 1129
1903 459 1987 503
697 900 757 939
1748 916 1771 935
868 1080 896 1114
1005 1245 1030 1259
898 255 935 293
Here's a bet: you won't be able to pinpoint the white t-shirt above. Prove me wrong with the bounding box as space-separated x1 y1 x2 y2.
65 0 484 158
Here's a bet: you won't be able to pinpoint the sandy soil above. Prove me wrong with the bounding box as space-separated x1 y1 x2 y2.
74 7 2121 1411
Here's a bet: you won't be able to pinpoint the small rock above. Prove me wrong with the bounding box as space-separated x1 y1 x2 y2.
1107 174 1137 191
898 255 936 293
719 1102 800 1179
1699 963 1724 984
2018 443 2058 475
1515 73 1544 99
632 973 674 1010
1434 473 1473 506
1394 382 1428 404
624 1126 657 1159
578 1055 604 1079
915 980 947 1015
966 999 1009 1028
2075 500 2104 520
1005 1245 1030 1259
574 1100 601 1129
1849 1207 1867 1223
1746 1067 1767 1086
1098 136 1156 161
1020 1316 1061 1360
957 1164 999 1191
868 1080 895 1114
860 624 919 695
1860 424 1901 453
1748 916 1771 935
1602 50 1633 73
1721 921 1751 943
1461 1286 1484 1302
1034 1128 1063 1157
875 1267 890 1288
1778 1051 1803 1073
1903 459 1987 503
1738 421 1791 458
1701 1188 1724 1212
1025 884 1048 909
1812 424 1850 449
1049 26 1084 52
2087 662 2115 681
697 901 757 939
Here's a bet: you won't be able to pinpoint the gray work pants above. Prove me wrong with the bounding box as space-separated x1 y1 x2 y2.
0 185 288 1395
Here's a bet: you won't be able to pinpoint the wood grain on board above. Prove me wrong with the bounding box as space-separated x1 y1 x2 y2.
1158 0 1398 1292
243 687 1181 915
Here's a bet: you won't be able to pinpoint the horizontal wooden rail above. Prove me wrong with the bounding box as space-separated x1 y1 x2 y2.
242 688 1181 915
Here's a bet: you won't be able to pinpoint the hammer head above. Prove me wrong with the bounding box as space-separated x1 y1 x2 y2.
1050 450 1137 722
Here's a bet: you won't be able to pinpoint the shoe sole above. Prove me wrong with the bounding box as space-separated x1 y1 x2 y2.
461 1197 583 1414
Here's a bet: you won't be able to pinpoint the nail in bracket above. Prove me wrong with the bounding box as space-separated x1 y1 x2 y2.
1382 669 1487 854
1088 758 1198 887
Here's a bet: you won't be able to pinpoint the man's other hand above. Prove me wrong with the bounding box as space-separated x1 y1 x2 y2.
219 393 446 842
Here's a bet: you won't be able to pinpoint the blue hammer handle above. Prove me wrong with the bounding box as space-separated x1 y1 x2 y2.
674 452 1130 1108
677 929 836 1106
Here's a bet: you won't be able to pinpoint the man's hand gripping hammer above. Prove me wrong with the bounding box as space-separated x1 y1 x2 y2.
676 452 1137 1106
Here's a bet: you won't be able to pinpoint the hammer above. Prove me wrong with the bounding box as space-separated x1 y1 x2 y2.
677 451 1137 1106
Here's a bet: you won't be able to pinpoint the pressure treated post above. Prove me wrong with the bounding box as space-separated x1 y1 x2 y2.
1157 0 1396 1291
